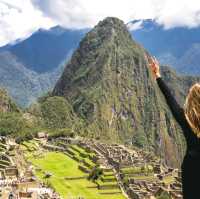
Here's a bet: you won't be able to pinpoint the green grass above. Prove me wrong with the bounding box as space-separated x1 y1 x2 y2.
70 145 96 159
68 145 96 169
22 141 38 151
0 147 6 152
0 143 7 149
121 165 153 175
0 160 10 166
28 151 125 199
97 180 118 187
103 171 115 176
125 174 156 181
162 175 175 184
0 164 6 169
100 175 117 182
121 166 142 174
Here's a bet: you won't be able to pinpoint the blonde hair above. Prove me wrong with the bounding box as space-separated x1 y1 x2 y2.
184 83 200 137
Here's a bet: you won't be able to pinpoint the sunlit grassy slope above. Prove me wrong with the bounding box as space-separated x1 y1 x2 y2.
28 152 125 199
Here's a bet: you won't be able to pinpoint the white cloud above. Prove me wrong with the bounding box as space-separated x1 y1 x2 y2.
127 21 143 31
0 0 55 46
153 0 200 29
1 0 200 46
31 0 156 28
31 0 200 29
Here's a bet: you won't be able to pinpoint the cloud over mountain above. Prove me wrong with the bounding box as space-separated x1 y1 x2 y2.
31 0 200 29
1 0 200 46
0 0 54 46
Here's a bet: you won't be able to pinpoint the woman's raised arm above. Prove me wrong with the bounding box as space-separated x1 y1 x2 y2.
147 56 187 129
156 76 186 126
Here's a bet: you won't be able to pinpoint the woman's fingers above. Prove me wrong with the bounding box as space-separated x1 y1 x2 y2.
146 55 159 73
146 54 152 63
149 56 155 64
145 55 161 78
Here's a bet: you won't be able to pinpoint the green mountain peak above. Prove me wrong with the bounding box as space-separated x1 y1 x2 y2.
52 17 191 167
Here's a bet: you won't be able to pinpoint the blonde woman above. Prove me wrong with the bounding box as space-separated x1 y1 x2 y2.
148 56 200 199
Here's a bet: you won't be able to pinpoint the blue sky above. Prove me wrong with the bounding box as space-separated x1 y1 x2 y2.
0 0 200 46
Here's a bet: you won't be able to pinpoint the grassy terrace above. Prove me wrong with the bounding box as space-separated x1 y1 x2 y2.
0 145 6 152
162 175 176 185
0 141 11 170
100 175 117 182
120 165 153 175
22 141 125 199
103 171 115 176
0 143 7 149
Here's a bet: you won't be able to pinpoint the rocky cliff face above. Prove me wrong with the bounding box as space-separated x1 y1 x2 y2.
53 17 199 167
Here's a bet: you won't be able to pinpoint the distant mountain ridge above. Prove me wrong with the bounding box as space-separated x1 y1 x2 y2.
1 18 200 107
0 26 87 106
0 26 88 73
129 19 200 74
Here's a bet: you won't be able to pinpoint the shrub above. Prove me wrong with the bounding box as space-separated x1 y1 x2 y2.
40 96 75 129
88 166 103 182
0 112 25 136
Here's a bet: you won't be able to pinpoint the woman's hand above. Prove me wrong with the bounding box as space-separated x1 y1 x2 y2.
147 56 161 79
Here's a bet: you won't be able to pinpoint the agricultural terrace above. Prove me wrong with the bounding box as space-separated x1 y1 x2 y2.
21 140 126 199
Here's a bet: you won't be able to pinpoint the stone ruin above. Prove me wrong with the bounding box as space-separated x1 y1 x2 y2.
76 138 183 199
43 135 183 198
